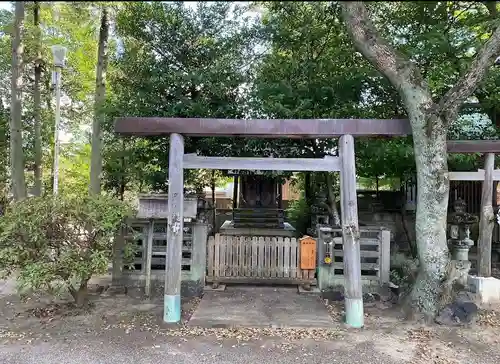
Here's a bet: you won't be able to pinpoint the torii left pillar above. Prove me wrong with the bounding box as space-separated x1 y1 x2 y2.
164 133 184 323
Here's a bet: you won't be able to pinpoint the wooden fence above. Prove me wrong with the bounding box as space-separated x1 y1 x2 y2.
317 227 390 288
124 219 193 278
207 234 316 284
121 219 208 290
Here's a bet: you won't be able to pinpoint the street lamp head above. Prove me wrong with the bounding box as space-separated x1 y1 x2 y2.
51 45 68 68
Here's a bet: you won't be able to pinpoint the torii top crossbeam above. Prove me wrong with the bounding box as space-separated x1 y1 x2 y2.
114 117 412 137
114 117 500 152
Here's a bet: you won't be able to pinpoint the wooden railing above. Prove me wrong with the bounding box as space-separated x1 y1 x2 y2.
317 227 390 288
124 219 193 276
207 234 315 284
121 219 208 291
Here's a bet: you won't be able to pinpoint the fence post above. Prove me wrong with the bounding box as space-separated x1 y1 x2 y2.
191 222 209 295
379 229 391 285
317 226 336 291
111 225 125 288
145 219 154 296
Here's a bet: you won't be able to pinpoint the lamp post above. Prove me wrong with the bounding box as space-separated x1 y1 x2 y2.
51 45 67 195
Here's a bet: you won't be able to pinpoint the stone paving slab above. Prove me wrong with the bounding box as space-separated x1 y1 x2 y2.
188 285 333 328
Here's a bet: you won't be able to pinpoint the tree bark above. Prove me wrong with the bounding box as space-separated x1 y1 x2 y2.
89 7 110 195
341 1 500 319
119 139 127 200
400 203 418 259
478 153 495 277
326 172 340 226
0 105 7 196
304 172 313 228
111 228 125 287
10 1 27 201
407 107 450 317
69 282 89 307
33 2 42 197
211 170 216 227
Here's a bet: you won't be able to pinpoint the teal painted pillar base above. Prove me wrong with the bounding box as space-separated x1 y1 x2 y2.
164 294 181 323
317 265 336 291
345 297 364 328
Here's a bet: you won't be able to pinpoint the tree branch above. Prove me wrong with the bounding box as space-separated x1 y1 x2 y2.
342 1 500 127
435 23 500 122
485 1 498 17
340 2 425 93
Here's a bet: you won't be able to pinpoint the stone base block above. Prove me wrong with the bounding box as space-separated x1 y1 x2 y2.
204 284 226 292
219 220 296 237
297 285 320 294
467 275 500 304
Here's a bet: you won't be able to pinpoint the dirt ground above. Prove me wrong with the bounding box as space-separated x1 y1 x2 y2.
1 278 500 364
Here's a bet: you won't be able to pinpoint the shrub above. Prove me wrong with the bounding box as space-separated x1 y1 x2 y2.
390 252 419 289
286 196 311 236
0 194 134 306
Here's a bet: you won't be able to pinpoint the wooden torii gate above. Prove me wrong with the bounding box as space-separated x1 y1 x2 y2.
115 117 416 328
114 117 490 328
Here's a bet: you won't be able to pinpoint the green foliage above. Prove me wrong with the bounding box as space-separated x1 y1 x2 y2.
184 169 231 195
18 3 101 178
102 1 261 193
1 0 498 212
254 2 369 119
59 143 91 197
0 194 134 304
286 196 311 236
356 137 416 181
390 252 419 289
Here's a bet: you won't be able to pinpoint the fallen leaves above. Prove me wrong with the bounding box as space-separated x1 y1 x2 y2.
181 297 201 321
407 327 435 342
324 299 343 320
406 328 458 364
95 295 344 352
0 328 55 345
478 309 500 327
27 301 94 321
0 329 26 340
107 310 342 344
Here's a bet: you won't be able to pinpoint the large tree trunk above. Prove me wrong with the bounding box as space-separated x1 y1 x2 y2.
406 96 451 317
89 7 109 195
10 2 27 201
341 1 500 319
33 2 42 197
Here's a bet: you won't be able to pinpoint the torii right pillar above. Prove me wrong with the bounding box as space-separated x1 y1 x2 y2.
339 134 364 328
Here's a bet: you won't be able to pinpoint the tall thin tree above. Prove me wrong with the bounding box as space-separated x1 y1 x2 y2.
89 7 109 195
10 1 27 201
33 1 42 196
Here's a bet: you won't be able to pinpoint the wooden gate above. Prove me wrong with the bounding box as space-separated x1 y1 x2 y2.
207 234 316 284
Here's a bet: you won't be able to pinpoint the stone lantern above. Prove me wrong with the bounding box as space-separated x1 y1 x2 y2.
447 199 478 261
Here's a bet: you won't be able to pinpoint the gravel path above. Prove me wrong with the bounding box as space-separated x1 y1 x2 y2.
0 333 405 364
2 326 500 364
2 278 500 364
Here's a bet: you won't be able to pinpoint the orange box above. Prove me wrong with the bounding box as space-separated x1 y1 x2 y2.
300 236 317 270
